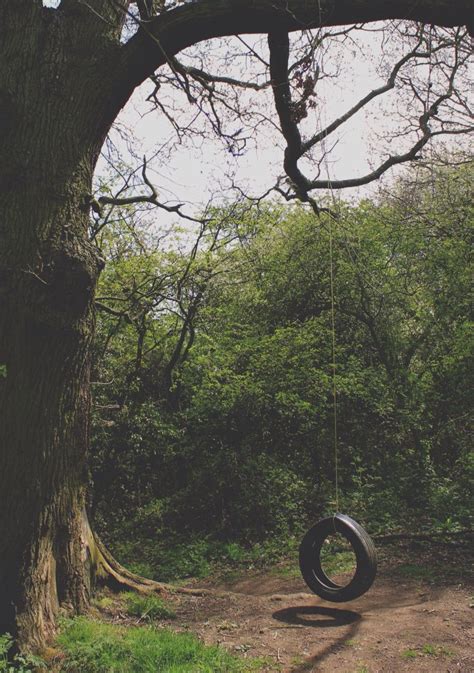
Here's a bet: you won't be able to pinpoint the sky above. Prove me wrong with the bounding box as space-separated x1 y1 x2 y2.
103 27 397 225
42 2 470 232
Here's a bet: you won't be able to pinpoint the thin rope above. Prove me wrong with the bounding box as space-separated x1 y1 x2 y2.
328 215 339 512
426 24 435 198
312 94 341 513
321 125 340 514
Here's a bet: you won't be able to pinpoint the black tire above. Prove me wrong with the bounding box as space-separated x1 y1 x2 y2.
299 513 377 602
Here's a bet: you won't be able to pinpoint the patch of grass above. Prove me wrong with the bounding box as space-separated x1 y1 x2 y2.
395 564 435 581
126 562 155 580
401 644 454 659
57 617 262 673
123 593 176 621
108 532 304 584
354 664 370 673
422 643 454 657
320 550 356 577
93 595 115 610
290 655 304 665
269 562 300 579
401 648 418 659
220 569 243 584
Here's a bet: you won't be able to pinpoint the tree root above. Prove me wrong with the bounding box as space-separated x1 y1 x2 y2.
82 513 208 597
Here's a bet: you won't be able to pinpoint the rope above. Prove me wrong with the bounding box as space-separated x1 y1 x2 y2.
426 25 435 198
309 108 341 514
328 216 339 512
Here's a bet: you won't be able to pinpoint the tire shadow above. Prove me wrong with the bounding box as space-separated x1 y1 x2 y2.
273 606 362 672
272 605 361 628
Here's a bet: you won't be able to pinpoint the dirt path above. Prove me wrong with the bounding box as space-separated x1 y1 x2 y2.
171 541 473 673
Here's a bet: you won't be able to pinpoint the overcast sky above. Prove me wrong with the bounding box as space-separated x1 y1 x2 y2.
43 2 469 230
102 27 397 222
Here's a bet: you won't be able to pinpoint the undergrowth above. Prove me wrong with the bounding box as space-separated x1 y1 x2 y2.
0 634 43 673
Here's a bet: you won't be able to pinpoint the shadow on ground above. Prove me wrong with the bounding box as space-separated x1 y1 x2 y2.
273 605 361 628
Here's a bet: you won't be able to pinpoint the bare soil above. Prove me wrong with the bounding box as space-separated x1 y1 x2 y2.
98 538 473 673
174 539 474 673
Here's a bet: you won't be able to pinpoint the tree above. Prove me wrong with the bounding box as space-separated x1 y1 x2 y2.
0 0 471 652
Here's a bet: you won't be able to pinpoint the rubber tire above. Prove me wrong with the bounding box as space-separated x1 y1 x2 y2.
299 513 377 602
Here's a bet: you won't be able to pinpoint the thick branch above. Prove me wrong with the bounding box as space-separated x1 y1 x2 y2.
268 29 311 200
120 0 473 93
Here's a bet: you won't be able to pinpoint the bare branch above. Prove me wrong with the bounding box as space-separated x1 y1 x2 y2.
97 157 210 225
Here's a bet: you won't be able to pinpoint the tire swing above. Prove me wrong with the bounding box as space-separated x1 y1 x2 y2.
299 513 377 602
298 197 377 603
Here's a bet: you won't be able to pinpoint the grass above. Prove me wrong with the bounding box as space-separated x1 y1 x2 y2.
261 540 356 583
57 617 262 673
123 592 176 621
320 549 356 577
108 533 303 584
401 644 454 659
269 562 300 579
401 648 418 659
395 564 435 581
93 595 115 610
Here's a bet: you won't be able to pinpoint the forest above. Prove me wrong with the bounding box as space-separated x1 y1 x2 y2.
91 162 473 583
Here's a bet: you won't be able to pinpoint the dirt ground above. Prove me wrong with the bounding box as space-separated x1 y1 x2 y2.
96 538 473 673
170 540 474 673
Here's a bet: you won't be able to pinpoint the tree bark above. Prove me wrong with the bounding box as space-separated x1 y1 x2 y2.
0 0 118 650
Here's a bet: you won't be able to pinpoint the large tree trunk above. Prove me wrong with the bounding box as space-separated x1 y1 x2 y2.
0 1 118 651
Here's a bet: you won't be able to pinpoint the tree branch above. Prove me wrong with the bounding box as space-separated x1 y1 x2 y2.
97 157 209 225
120 0 473 94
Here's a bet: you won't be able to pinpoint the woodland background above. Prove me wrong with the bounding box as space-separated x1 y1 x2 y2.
90 161 473 582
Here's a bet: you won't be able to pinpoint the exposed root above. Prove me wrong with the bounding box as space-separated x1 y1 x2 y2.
82 512 207 597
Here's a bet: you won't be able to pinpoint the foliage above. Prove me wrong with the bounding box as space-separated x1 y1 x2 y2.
91 162 473 578
0 635 43 673
57 617 261 673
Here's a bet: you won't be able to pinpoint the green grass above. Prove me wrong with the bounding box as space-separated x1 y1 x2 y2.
320 549 356 577
401 644 454 659
123 592 176 621
269 562 300 579
269 543 356 582
395 564 435 581
57 617 262 673
401 648 418 659
93 595 115 610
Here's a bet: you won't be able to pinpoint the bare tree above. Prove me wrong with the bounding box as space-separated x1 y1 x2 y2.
0 0 472 652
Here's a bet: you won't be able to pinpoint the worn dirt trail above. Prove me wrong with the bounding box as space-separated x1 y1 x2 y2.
172 542 473 673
